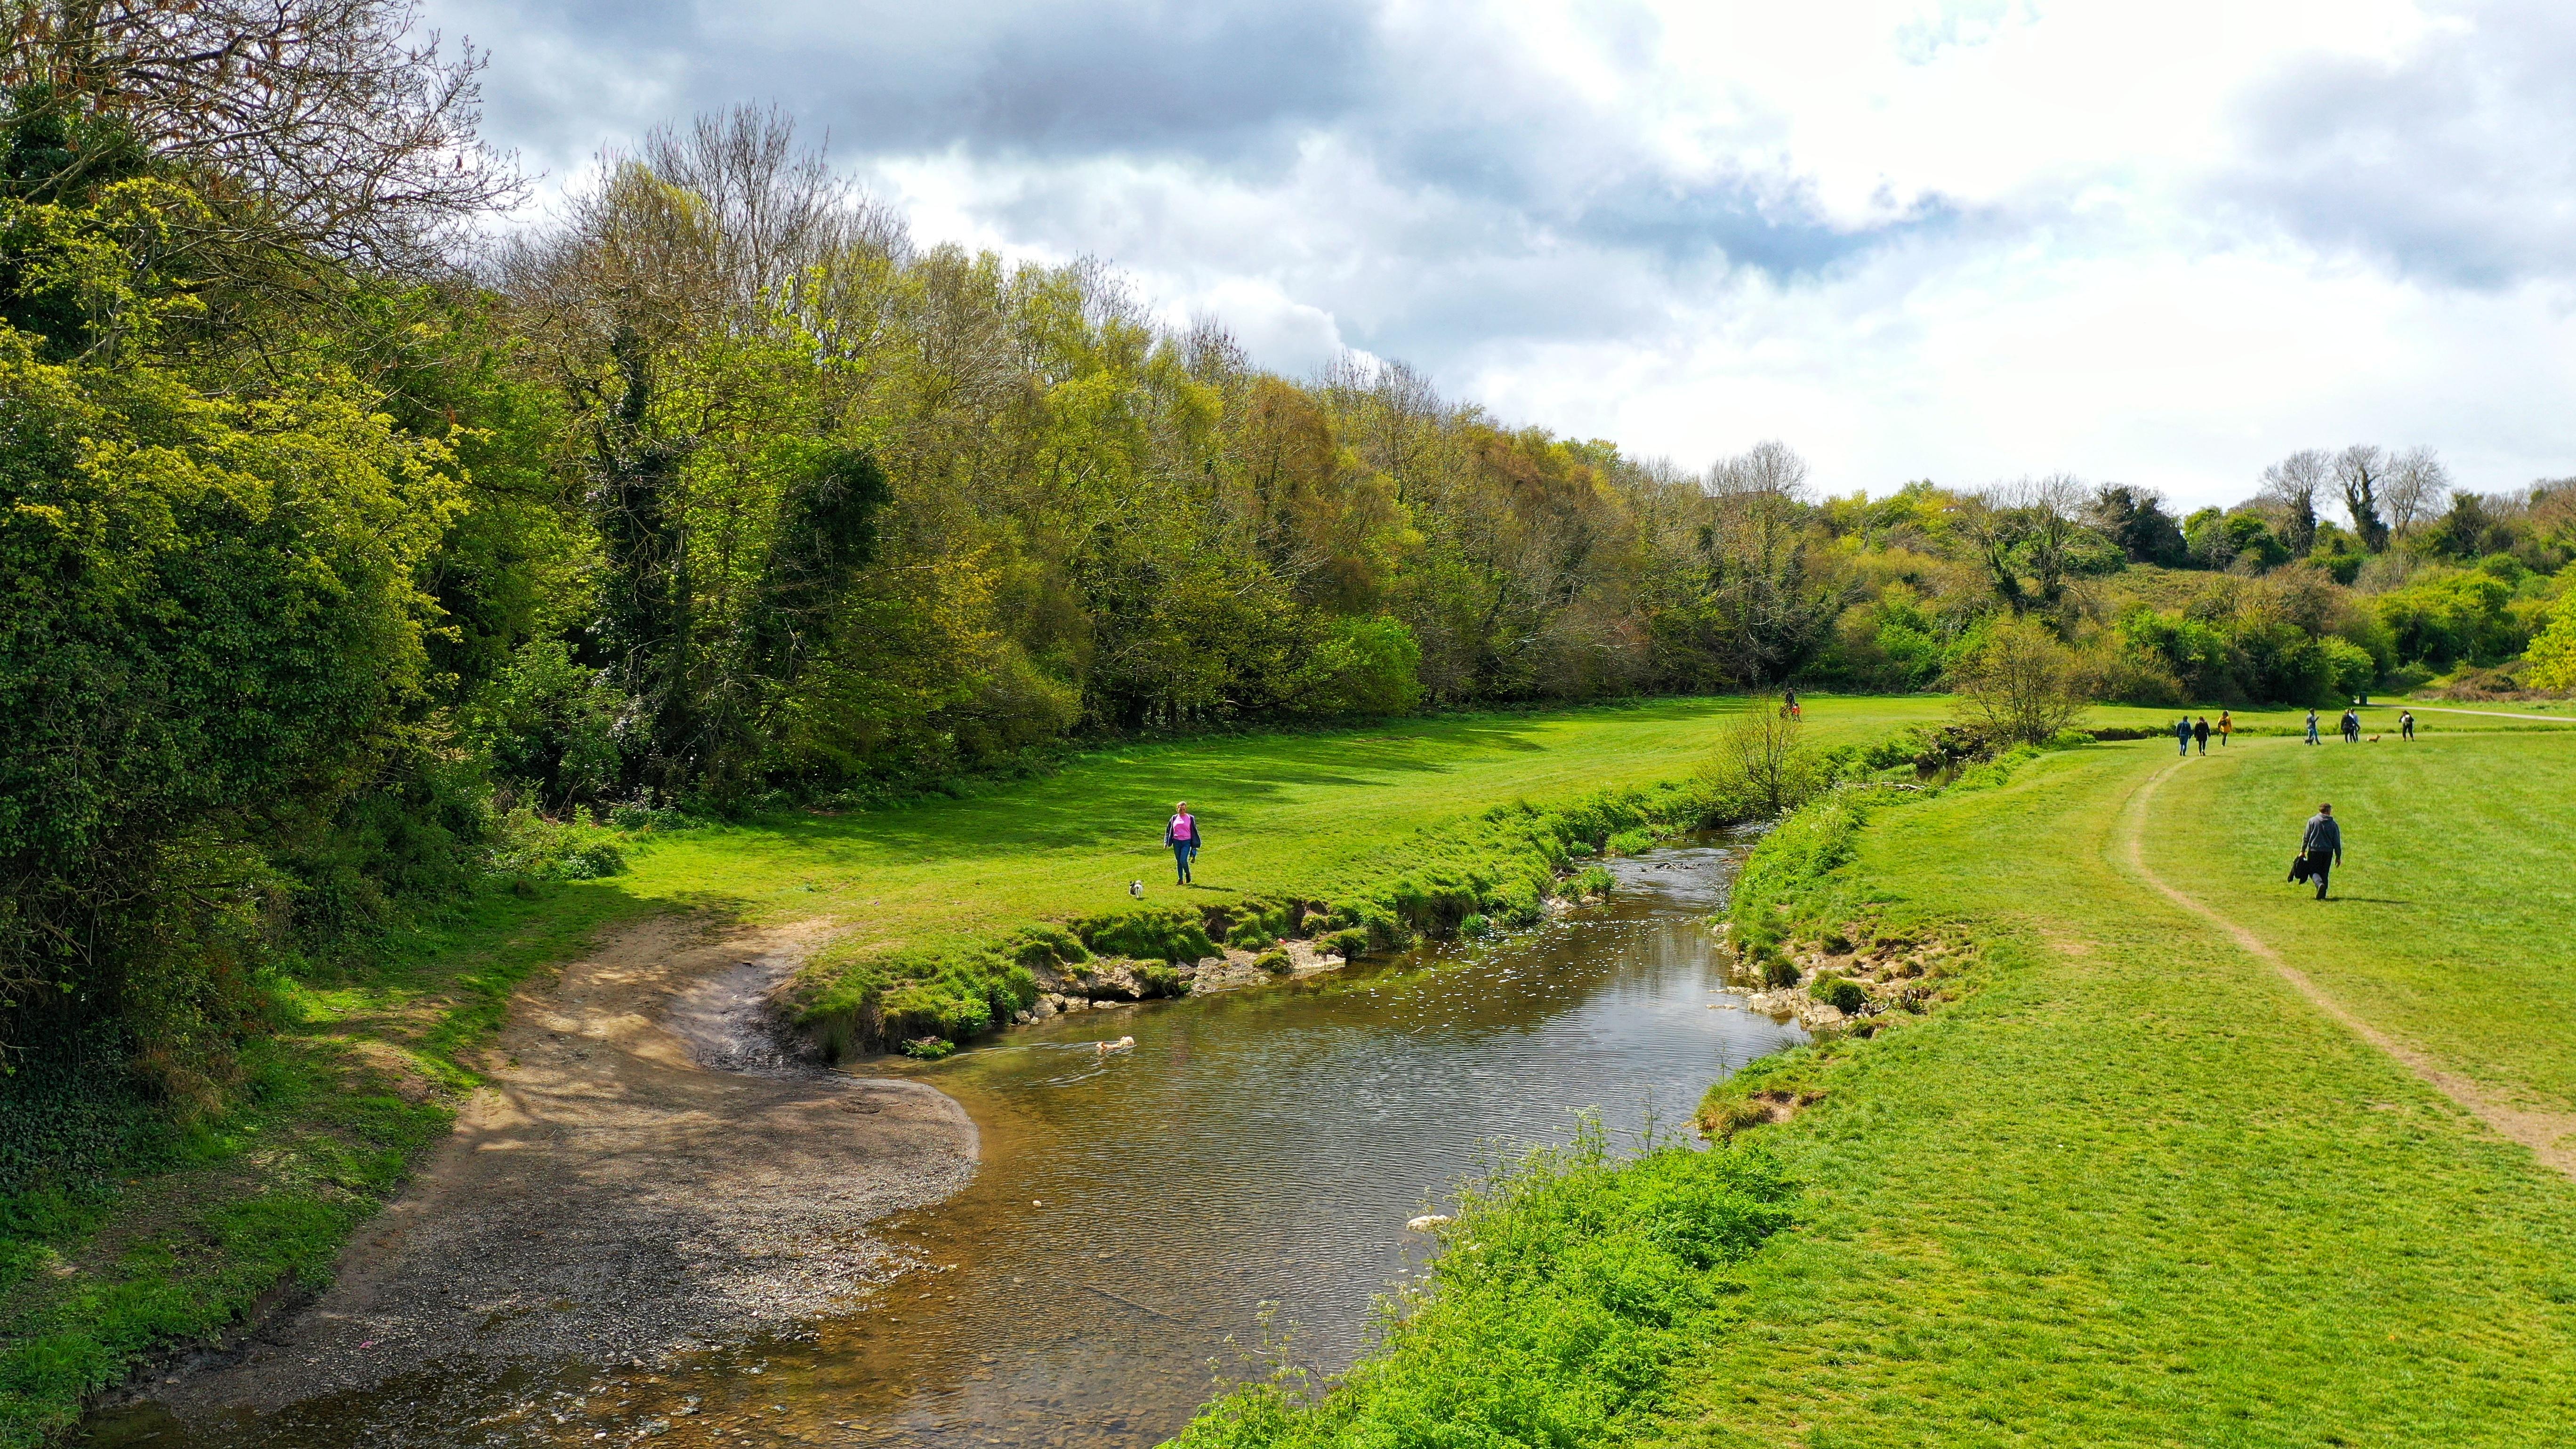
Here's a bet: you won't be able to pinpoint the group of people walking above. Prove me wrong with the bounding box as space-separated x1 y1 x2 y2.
2302 706 2416 744
2173 710 2232 755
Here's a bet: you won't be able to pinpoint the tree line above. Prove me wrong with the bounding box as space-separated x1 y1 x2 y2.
3 0 2573 1120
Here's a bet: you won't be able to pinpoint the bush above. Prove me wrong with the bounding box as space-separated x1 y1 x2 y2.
1325 928 1370 961
1136 963 1189 998
486 808 628 881
901 1036 956 1061
1809 976 1869 1013
1573 864 1614 898
1252 949 1292 976
1951 618 2093 745
1605 829 1656 857
1760 955 1801 989
1294 617 1425 717
1458 913 1492 939
1079 907 1216 964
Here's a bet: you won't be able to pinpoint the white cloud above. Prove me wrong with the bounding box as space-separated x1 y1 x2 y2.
428 0 2576 507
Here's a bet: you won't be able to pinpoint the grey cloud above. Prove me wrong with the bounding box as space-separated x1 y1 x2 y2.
2218 0 2576 288
437 0 1938 376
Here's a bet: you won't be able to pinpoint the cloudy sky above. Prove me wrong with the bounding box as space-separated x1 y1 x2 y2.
426 0 2576 507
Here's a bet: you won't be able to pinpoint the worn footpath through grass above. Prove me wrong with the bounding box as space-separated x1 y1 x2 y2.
0 694 1946 1446
1666 716 2576 1446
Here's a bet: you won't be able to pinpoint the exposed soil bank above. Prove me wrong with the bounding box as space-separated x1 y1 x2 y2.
102 913 976 1427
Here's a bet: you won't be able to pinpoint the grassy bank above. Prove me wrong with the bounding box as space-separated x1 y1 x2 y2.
0 694 1945 1445
1673 715 2576 1444
1176 707 2576 1447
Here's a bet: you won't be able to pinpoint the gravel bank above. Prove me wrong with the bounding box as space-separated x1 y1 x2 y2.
131 913 978 1419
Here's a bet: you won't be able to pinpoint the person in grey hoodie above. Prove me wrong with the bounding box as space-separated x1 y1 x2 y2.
2300 803 2343 900
2175 714 2193 757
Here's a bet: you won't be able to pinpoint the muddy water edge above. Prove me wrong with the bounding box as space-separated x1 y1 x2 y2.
81 835 1802 1449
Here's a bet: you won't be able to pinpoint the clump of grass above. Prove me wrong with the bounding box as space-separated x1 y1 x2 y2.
1173 1122 1795 1449
1252 949 1292 976
1809 975 1869 1014
1457 912 1493 939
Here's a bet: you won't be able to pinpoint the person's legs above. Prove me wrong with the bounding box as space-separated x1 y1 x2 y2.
1172 843 1191 885
2312 859 2330 900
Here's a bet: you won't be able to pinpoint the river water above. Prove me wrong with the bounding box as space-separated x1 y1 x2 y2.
85 837 1800 1449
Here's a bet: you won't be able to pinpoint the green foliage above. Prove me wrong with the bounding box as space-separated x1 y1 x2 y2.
1293 616 1424 717
465 638 624 808
1809 974 1869 1013
2373 568 2525 673
484 808 628 882
1172 1126 1794 1449
1081 907 1219 965
2524 589 2576 691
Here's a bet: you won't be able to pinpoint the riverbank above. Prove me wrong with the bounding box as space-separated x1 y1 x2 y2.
5 695 1956 1446
1181 708 2576 1446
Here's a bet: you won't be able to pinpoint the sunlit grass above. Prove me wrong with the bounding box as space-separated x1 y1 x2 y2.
1660 728 2576 1446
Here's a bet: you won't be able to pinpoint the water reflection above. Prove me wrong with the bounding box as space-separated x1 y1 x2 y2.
86 838 1799 1449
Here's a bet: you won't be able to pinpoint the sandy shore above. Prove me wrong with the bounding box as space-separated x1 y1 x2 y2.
133 912 978 1418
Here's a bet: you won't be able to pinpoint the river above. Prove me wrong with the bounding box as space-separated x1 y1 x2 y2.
83 835 1800 1449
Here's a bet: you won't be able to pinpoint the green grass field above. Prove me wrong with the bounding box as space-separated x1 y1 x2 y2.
1 694 1944 1446
1658 716 2576 1446
609 693 1949 956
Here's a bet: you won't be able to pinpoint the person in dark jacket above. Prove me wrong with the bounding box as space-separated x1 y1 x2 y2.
2342 708 2362 743
2193 716 2210 755
2300 803 2343 900
1164 801 1203 886
2400 709 2415 740
2175 714 2192 757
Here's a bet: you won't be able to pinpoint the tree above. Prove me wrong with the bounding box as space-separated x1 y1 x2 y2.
2092 483 2188 567
2 0 520 277
2335 444 2391 552
1951 617 2091 745
2523 590 2576 692
1706 696 1809 814
1690 440 1841 683
2382 445 2452 542
2259 448 2330 556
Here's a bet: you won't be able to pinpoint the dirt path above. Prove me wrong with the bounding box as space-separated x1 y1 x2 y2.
137 911 977 1418
2119 757 2576 1180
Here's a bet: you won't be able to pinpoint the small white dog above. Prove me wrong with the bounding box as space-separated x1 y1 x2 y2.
1096 1035 1136 1056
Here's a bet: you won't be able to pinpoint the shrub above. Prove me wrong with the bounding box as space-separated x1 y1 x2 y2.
901 1036 955 1061
1573 864 1614 898
1809 976 1869 1013
486 808 628 881
1079 907 1216 964
1326 928 1370 961
1136 964 1189 998
1761 955 1801 990
1458 913 1492 939
1605 829 1656 857
1294 617 1425 717
1950 617 2093 745
1252 949 1292 976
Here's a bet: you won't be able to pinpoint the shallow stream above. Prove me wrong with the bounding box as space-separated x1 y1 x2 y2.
87 837 1800 1449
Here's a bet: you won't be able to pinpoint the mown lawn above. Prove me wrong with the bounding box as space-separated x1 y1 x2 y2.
1662 718 2576 1447
611 693 1952 959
